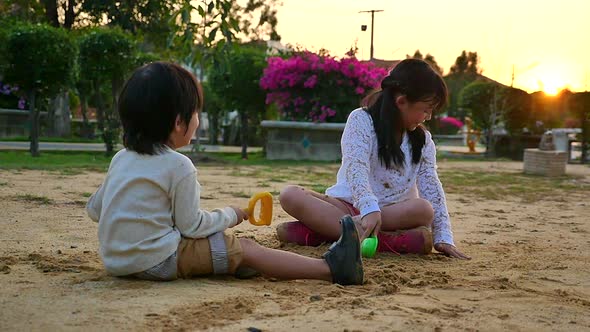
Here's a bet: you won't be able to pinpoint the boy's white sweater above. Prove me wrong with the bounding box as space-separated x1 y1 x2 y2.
87 147 237 276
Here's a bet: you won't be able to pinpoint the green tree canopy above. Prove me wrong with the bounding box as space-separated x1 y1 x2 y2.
443 50 484 118
208 45 267 158
6 24 77 95
79 28 136 85
82 0 175 49
79 27 137 155
501 87 533 134
4 23 77 156
458 81 498 130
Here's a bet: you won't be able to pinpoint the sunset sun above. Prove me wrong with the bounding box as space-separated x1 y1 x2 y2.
535 69 568 95
541 79 564 95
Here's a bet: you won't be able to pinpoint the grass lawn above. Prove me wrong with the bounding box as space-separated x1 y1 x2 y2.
0 136 103 143
1 150 588 202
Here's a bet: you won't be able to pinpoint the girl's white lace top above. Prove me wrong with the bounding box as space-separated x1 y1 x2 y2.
326 109 454 245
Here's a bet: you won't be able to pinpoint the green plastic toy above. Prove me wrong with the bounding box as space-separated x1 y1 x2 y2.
361 235 378 258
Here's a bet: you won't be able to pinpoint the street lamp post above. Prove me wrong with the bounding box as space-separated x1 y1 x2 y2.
359 9 384 60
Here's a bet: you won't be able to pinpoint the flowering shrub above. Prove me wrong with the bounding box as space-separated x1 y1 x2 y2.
435 116 464 135
0 82 26 109
440 116 463 128
260 52 387 122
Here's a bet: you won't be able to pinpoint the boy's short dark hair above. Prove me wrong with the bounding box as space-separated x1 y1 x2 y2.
118 61 203 155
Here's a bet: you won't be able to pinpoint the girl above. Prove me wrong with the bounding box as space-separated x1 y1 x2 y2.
278 58 470 259
86 62 364 285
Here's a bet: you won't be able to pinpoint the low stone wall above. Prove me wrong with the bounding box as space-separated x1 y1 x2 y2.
0 108 30 137
523 148 568 176
261 120 345 161
0 108 52 138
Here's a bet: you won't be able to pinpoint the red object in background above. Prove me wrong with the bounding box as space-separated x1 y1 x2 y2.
439 116 464 128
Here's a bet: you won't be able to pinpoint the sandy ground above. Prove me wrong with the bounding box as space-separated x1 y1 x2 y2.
0 161 589 332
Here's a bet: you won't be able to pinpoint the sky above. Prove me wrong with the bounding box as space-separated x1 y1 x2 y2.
273 0 590 94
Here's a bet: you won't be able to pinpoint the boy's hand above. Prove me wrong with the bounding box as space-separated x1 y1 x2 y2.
231 206 249 227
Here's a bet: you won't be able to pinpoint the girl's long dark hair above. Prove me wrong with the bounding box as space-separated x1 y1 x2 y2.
362 59 447 169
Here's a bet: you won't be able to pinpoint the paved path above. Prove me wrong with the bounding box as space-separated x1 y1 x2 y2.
0 141 262 153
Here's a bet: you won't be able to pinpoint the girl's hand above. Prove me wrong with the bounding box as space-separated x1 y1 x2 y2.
434 243 471 260
231 206 249 227
360 211 382 241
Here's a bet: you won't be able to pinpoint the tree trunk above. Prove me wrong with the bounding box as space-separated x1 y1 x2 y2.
94 81 113 155
42 0 59 27
79 93 92 138
94 88 105 140
46 97 56 137
486 87 498 158
208 112 219 145
104 77 123 155
240 110 248 159
64 0 76 29
28 91 40 157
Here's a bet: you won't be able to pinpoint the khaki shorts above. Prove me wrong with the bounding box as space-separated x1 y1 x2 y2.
177 231 243 279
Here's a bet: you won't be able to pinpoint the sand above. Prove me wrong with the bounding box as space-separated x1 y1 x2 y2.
0 161 589 331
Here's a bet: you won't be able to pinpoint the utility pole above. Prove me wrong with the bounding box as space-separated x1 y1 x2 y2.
359 9 384 60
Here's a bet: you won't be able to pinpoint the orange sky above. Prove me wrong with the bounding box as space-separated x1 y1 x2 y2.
274 0 590 94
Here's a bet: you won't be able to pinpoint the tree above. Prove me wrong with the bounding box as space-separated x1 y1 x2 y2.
0 1 45 23
79 28 136 155
501 87 533 135
1 0 177 50
240 0 281 41
459 81 496 129
407 50 423 60
458 81 501 156
82 0 176 50
444 50 484 118
529 91 569 133
450 50 481 75
208 45 267 159
169 0 280 151
169 0 238 73
424 54 443 75
42 0 78 29
0 18 11 73
201 81 224 145
1 0 79 29
569 92 590 163
406 50 443 75
169 0 282 70
4 23 77 156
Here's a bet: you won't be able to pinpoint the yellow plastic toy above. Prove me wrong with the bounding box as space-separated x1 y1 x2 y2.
246 192 273 226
